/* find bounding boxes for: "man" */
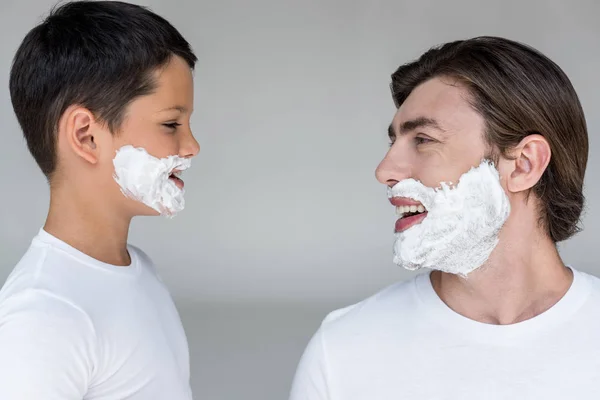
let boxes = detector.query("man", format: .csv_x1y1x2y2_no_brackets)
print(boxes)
290,36,599,399
0,1,199,398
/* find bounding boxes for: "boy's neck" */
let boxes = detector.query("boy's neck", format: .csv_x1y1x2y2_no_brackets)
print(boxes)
44,187,132,266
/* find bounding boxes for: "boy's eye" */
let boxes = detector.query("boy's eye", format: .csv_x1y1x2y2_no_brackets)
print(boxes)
163,122,181,130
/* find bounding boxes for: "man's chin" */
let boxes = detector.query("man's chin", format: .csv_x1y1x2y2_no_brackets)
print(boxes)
392,237,488,276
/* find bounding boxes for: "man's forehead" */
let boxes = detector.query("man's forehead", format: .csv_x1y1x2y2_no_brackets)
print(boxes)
401,80,466,113
391,79,481,136
389,114,447,138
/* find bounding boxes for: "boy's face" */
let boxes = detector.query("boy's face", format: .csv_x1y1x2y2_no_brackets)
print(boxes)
94,55,199,217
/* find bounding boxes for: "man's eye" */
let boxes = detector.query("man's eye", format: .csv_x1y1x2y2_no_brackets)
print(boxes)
415,136,432,145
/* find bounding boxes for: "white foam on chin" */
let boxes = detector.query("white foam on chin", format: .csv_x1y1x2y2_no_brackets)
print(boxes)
387,159,511,276
112,145,191,218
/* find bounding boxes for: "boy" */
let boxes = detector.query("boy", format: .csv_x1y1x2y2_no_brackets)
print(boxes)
0,1,200,398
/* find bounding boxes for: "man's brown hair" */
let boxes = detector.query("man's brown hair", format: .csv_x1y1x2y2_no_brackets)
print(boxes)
391,36,588,243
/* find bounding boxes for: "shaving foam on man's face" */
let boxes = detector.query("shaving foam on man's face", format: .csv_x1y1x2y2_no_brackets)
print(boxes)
388,160,511,276
113,145,191,217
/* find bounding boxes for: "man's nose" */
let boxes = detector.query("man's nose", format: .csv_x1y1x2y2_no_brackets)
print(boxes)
375,143,413,187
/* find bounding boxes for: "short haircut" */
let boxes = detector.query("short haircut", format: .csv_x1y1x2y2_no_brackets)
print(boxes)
9,1,197,178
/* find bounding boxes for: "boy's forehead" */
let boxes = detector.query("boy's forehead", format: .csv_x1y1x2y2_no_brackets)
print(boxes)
155,56,194,81
147,58,194,108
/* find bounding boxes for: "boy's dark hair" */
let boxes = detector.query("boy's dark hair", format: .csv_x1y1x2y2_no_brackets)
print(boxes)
9,0,197,179
390,36,588,243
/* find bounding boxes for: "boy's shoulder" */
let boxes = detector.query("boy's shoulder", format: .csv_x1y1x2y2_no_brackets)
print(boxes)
0,286,95,340
127,244,160,277
128,244,152,265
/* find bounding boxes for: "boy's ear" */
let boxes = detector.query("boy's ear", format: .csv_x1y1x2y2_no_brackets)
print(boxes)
59,105,100,165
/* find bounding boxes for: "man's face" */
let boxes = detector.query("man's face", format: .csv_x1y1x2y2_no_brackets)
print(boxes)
378,77,489,192
376,77,512,274
101,55,200,217
376,77,494,227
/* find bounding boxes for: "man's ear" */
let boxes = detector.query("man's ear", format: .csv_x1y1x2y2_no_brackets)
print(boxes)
506,134,551,193
59,105,101,165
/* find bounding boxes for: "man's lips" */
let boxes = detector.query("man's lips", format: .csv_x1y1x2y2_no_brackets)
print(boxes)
390,196,428,233
389,197,422,207
395,212,428,232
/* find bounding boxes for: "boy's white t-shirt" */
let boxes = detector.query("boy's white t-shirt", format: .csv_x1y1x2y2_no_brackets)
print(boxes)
290,267,600,400
0,229,192,399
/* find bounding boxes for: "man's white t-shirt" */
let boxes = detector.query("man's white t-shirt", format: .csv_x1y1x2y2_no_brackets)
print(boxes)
290,267,600,400
0,229,192,399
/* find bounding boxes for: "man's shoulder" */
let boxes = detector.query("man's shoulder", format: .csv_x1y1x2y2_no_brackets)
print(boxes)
319,274,423,336
577,268,600,285
574,268,600,300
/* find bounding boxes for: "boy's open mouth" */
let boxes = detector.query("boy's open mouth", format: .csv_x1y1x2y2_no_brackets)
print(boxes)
169,170,185,189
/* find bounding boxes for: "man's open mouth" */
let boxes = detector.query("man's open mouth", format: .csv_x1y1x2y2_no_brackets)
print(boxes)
390,198,428,232
396,204,426,218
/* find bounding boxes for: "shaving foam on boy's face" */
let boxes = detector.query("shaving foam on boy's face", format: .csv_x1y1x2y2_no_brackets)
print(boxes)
388,159,511,276
113,145,191,217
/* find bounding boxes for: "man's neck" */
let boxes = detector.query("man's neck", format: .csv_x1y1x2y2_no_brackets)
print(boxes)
430,231,573,325
44,186,132,266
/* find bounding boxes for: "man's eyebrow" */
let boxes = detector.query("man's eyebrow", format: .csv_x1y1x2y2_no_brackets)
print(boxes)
400,117,445,134
388,124,395,139
389,117,446,139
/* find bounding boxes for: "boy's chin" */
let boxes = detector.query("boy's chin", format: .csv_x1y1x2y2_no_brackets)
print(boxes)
134,203,179,218
122,197,182,218
122,200,159,218
139,208,162,217
136,204,162,217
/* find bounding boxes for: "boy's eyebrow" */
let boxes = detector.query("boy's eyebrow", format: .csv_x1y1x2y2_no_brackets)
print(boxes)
157,106,188,113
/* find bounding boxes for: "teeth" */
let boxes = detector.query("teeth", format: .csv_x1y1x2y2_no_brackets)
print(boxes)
173,164,189,172
395,204,427,217
395,206,411,215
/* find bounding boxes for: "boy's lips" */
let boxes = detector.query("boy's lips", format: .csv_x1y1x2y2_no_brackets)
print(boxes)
169,169,185,189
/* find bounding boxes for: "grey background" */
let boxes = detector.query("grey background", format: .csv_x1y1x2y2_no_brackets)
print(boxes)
0,0,598,398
